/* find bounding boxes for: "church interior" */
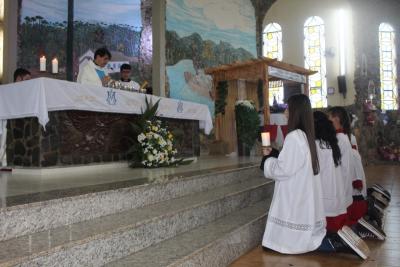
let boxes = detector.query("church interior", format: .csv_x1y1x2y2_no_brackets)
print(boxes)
0,0,399,266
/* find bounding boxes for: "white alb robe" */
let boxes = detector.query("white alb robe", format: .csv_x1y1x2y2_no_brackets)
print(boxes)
352,149,367,197
77,60,109,87
337,133,353,207
262,129,326,254
316,140,347,216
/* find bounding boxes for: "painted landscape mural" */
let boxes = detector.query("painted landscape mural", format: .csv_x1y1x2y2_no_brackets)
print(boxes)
166,0,257,116
18,0,150,82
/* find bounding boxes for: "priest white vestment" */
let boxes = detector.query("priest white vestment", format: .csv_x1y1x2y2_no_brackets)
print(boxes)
77,60,109,87
262,129,326,254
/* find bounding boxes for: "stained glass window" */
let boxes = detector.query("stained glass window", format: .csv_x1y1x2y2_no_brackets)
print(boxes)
263,23,283,105
379,23,397,110
304,16,327,108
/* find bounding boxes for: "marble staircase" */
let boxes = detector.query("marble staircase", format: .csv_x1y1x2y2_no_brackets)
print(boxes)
0,164,273,266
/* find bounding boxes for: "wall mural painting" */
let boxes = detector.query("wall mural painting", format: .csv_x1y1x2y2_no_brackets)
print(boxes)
18,0,150,82
166,0,257,117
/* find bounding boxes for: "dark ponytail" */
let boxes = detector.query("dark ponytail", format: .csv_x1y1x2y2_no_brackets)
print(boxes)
314,111,342,167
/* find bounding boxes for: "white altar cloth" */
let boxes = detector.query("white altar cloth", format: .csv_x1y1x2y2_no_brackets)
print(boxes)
0,78,213,134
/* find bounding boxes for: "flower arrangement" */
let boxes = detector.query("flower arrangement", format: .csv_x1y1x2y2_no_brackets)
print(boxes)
128,97,192,168
137,119,179,167
235,100,256,110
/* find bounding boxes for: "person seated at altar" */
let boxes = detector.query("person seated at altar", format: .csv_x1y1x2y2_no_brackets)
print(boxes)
120,64,140,91
13,68,31,82
1,69,32,169
77,47,112,87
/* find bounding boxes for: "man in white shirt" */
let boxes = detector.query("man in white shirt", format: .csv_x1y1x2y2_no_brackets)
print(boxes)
77,47,112,87
120,64,140,91
1,69,31,170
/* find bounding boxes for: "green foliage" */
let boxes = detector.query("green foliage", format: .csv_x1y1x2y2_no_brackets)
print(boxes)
257,79,264,109
235,101,261,149
215,81,228,115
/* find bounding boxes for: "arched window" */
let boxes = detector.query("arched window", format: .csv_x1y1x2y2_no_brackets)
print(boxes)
379,23,397,110
304,16,327,108
263,22,283,105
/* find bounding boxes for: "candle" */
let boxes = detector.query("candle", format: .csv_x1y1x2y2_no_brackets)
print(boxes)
52,58,58,74
39,56,46,72
261,132,270,147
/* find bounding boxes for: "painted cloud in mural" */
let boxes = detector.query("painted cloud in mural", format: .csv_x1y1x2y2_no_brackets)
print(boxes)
166,0,256,117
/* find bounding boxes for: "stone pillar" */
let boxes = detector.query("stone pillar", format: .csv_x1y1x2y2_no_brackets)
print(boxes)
139,0,153,83
2,0,18,83
152,0,166,97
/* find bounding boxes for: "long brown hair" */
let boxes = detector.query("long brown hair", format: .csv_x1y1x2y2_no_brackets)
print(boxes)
287,94,319,175
328,106,351,141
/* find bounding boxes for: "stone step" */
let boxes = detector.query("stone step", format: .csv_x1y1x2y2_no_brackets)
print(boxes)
106,200,268,267
0,165,260,241
0,177,273,266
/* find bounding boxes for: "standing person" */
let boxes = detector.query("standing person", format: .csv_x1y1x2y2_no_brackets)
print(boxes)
314,111,370,259
260,94,326,254
77,47,112,87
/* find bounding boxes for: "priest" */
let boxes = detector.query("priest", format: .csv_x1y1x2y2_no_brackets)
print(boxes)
77,47,112,87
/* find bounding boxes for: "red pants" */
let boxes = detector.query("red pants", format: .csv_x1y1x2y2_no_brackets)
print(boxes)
345,199,368,226
326,213,348,232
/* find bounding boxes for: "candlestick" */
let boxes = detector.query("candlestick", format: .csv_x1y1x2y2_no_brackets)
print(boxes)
261,132,270,147
40,56,46,72
52,58,58,74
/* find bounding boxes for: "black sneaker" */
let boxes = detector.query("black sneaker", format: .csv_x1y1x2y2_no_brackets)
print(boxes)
359,217,386,238
372,184,391,201
367,199,384,228
370,191,389,208
337,226,370,260
353,220,385,240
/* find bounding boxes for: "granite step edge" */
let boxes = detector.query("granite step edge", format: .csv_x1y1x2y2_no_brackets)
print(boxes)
1,164,260,212
0,167,262,242
0,179,273,266
169,214,266,267
105,200,269,267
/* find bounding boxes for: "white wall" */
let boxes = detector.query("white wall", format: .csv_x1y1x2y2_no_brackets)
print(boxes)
263,0,356,106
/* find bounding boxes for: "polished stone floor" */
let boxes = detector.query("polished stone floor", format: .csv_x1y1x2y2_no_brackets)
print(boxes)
230,164,400,267
0,156,260,207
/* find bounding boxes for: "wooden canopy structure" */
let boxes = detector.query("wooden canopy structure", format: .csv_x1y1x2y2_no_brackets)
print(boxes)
205,57,317,153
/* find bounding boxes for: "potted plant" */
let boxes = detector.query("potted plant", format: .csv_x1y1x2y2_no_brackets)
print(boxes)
235,100,260,156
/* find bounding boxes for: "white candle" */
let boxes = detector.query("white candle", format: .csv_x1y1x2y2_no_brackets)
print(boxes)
52,58,58,74
40,56,46,72
261,132,270,147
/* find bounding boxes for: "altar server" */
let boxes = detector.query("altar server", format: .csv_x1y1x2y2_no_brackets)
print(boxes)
328,107,385,240
313,111,370,259
260,94,326,254
120,64,140,91
314,111,347,232
77,47,111,87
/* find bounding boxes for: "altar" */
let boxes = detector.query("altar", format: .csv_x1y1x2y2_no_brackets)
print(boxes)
0,78,213,167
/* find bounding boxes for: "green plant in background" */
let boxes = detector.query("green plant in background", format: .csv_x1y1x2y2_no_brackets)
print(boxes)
257,79,264,110
235,100,260,150
215,81,228,115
